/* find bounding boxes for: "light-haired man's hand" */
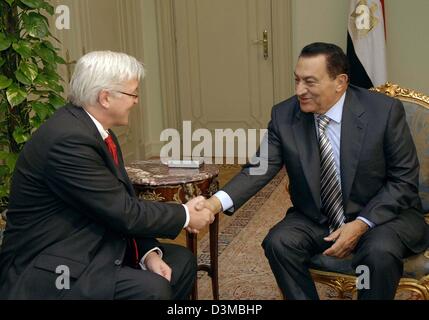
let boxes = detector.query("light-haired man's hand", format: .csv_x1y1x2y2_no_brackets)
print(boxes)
185,196,215,234
145,251,172,281
185,196,223,234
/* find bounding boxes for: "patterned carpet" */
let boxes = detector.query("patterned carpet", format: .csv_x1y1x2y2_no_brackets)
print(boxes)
196,169,350,300
196,169,288,300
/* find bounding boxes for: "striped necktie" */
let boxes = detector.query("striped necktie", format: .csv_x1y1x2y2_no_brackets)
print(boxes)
317,115,345,233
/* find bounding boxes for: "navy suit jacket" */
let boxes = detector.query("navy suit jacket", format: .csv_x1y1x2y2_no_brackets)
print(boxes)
222,85,429,253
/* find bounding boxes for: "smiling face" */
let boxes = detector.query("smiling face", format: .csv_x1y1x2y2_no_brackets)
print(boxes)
294,54,347,114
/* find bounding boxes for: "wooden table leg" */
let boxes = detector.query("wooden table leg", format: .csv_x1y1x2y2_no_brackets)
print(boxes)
186,231,198,300
210,212,219,300
186,213,219,300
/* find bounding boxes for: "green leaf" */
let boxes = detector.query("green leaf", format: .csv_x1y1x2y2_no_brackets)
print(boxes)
12,40,33,58
12,127,30,144
6,0,15,6
54,54,66,64
0,185,10,200
0,56,5,68
6,84,27,107
0,33,12,51
30,89,50,96
0,166,9,179
49,93,66,109
31,101,50,120
35,74,63,92
34,73,48,86
22,12,49,39
0,76,13,90
34,44,55,63
30,115,43,129
7,153,19,171
0,152,8,160
42,40,55,51
42,68,61,81
20,0,44,9
41,1,54,15
19,61,38,82
15,70,32,85
47,80,63,92
0,100,8,113
50,80,63,92
39,14,50,29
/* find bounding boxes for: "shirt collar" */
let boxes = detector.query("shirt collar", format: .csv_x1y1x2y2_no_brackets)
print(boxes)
315,92,346,124
84,109,109,140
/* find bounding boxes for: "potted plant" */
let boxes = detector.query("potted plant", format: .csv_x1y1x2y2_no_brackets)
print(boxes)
0,0,66,219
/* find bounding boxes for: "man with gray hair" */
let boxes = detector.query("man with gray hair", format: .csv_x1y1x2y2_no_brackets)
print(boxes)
0,51,213,299
198,42,429,299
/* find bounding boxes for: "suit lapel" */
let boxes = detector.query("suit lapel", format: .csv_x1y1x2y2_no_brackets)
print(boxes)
109,130,136,196
340,88,367,209
292,109,321,210
67,105,133,194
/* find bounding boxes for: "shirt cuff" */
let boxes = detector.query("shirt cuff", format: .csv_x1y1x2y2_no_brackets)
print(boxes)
139,247,163,270
214,191,234,212
356,216,375,228
182,204,190,228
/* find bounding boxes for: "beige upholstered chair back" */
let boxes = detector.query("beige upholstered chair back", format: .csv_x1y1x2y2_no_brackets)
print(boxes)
372,82,429,214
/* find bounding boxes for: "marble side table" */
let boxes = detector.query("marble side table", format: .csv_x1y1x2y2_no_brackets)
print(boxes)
126,160,219,300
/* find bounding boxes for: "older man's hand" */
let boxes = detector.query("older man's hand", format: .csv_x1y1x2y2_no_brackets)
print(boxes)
323,219,369,258
184,196,222,234
197,196,222,215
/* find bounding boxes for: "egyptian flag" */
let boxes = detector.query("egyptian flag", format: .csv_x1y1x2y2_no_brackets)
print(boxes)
347,0,387,88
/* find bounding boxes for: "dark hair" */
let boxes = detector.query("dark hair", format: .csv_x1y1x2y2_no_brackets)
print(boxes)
299,42,349,80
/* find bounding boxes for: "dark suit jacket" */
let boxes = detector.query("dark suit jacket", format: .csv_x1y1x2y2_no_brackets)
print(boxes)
0,104,186,299
223,85,429,253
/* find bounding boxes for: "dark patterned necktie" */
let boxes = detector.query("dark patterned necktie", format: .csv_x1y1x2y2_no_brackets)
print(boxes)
104,135,139,267
317,115,345,233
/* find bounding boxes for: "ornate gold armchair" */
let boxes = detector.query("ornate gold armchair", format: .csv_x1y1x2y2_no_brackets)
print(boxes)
309,83,429,300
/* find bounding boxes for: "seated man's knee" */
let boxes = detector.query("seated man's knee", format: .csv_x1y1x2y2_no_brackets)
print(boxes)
171,245,198,276
182,246,198,275
353,247,402,272
262,229,296,258
148,277,173,300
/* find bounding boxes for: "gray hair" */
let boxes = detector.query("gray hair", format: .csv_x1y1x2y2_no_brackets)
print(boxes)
68,51,145,107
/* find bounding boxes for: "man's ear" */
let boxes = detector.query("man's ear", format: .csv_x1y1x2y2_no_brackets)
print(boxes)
336,74,349,92
98,90,110,109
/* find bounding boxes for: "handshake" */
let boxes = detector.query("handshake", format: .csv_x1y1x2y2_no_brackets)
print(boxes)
184,196,223,234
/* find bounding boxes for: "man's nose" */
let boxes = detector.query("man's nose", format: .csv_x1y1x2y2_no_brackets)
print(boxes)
295,82,307,96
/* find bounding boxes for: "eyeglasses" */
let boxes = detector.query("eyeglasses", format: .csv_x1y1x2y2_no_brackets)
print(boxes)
114,91,139,99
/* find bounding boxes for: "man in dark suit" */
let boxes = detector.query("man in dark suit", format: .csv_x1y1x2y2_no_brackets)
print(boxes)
0,51,214,299
199,42,429,299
